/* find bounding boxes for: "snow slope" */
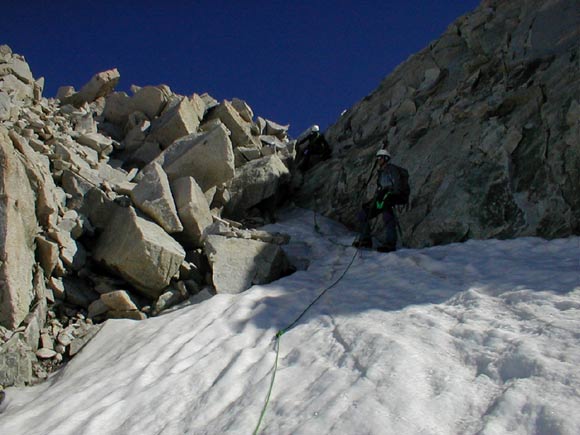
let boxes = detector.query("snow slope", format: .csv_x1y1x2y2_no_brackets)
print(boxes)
1,209,579,435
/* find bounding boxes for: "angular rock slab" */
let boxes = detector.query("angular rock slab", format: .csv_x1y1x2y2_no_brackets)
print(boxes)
231,98,254,123
151,122,235,192
93,207,185,299
8,131,64,227
0,126,37,329
226,154,290,217
131,162,183,233
131,85,171,119
0,333,34,387
205,100,259,148
0,52,34,84
204,235,292,294
61,68,120,107
150,95,204,148
171,176,212,248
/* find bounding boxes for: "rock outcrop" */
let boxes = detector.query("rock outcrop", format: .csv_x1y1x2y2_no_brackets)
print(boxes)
297,0,580,248
0,44,295,387
171,176,213,248
0,127,38,329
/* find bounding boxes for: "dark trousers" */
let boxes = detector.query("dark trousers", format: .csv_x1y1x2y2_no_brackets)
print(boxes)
357,200,397,248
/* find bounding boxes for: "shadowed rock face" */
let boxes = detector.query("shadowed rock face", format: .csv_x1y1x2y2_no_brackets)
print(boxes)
296,0,580,248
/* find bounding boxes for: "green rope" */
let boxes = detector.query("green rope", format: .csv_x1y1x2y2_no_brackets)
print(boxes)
253,247,360,434
252,335,281,435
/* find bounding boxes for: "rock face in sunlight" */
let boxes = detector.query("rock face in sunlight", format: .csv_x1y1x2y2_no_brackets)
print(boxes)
296,0,580,248
0,127,38,329
0,44,295,387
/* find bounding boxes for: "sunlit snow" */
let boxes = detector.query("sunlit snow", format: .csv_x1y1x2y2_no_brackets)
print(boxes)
1,208,579,435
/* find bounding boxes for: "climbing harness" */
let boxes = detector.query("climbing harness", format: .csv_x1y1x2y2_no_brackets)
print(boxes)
253,231,360,434
375,191,391,210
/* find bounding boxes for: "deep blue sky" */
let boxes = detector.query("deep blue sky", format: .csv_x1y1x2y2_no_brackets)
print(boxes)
3,1,480,137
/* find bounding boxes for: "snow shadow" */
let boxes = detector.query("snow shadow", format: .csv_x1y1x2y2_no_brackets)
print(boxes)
242,235,580,334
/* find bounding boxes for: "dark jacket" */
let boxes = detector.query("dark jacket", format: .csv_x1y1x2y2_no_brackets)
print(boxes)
375,163,405,206
296,132,331,172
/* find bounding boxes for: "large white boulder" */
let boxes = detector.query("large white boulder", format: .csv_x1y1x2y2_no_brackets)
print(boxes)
76,132,114,156
231,98,254,123
205,100,260,148
149,122,235,191
130,85,172,119
103,92,132,126
204,235,292,294
171,177,212,248
93,207,185,299
130,162,183,233
225,154,290,217
0,49,34,84
61,69,120,107
150,95,204,148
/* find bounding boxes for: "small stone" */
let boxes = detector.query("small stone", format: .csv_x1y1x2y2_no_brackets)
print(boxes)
48,277,65,300
57,328,75,347
36,348,57,359
33,364,49,379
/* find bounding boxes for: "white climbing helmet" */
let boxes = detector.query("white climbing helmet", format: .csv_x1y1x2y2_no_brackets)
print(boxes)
376,149,391,160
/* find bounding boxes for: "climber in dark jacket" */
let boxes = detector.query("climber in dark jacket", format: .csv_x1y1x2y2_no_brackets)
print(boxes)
353,149,405,252
295,125,331,172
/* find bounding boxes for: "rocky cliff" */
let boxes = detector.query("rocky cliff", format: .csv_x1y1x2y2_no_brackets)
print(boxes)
296,0,579,248
0,45,295,387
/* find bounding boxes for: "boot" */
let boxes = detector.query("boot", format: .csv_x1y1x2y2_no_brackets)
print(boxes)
377,243,396,253
352,237,372,249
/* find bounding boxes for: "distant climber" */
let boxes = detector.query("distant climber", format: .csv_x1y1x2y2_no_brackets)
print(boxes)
294,125,331,172
353,147,410,252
